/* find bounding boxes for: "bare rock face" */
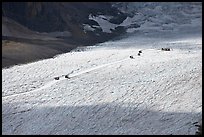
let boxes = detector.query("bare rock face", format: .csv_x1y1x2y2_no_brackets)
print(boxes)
2,2,127,38
2,2,129,68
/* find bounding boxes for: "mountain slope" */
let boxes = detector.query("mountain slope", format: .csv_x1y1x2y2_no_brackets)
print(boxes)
2,29,202,134
2,2,130,68
2,3,202,134
2,2,202,68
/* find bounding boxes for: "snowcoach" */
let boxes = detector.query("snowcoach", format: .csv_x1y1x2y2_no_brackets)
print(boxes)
130,55,134,59
54,77,60,80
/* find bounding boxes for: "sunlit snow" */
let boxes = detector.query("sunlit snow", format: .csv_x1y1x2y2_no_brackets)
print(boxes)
2,2,202,135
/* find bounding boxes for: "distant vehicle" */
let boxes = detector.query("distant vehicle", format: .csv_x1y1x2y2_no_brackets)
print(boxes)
130,55,134,59
65,75,70,79
161,48,171,51
54,77,59,80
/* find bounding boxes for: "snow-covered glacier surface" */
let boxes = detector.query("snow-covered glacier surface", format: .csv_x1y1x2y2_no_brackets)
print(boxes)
2,32,202,135
2,2,202,135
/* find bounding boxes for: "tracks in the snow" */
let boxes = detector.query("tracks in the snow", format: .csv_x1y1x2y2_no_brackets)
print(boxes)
55,57,130,80
2,57,132,98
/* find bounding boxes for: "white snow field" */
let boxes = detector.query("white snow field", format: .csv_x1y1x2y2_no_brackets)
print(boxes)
2,30,202,135
2,2,202,135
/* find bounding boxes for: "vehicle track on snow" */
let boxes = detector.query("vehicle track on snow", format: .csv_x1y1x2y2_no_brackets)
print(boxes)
2,57,131,98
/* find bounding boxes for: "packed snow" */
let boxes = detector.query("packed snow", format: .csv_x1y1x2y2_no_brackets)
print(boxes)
2,2,202,135
2,30,202,134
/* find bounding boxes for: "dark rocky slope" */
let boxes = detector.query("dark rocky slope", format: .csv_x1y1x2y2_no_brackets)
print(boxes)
2,2,128,68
